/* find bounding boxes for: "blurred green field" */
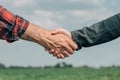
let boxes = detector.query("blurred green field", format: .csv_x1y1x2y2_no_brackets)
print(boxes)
0,67,120,80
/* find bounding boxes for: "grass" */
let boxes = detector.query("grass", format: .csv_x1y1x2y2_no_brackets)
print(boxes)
0,67,120,80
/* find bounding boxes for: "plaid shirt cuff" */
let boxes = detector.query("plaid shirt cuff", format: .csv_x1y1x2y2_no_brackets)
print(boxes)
0,6,29,43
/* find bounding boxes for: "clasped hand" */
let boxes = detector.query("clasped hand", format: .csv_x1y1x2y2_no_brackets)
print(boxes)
21,23,77,59
46,28,77,59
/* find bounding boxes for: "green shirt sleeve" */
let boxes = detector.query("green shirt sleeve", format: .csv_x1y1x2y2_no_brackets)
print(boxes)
71,13,120,50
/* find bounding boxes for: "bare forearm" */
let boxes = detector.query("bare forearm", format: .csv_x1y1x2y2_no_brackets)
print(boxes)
21,23,76,57
21,23,50,47
21,23,43,42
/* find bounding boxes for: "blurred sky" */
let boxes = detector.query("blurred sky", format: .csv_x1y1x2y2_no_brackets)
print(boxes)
0,0,120,68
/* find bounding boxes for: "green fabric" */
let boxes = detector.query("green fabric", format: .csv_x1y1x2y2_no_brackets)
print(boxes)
71,13,120,50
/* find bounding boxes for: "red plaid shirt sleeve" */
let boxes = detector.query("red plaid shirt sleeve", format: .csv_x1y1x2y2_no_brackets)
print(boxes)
0,5,29,43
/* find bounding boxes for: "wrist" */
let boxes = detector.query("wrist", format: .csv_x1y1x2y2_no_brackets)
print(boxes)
21,23,50,45
21,23,40,42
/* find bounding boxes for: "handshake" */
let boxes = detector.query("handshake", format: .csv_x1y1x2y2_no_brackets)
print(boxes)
1,5,119,60
21,13,120,60
21,23,78,59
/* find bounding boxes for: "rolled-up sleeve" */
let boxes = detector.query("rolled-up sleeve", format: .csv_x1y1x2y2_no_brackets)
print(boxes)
0,5,29,43
71,13,120,50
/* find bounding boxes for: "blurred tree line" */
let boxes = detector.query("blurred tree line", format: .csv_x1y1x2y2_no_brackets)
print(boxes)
0,62,120,69
0,62,73,69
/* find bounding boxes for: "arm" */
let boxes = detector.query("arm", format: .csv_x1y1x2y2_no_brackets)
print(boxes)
71,13,120,50
0,5,29,42
0,5,77,59
51,13,120,51
21,23,77,54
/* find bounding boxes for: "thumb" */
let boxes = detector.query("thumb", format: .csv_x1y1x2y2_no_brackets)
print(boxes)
51,29,60,35
51,28,65,35
51,28,72,39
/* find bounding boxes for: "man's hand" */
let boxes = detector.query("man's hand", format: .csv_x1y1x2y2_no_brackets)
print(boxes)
48,28,77,59
51,28,72,39
21,23,77,59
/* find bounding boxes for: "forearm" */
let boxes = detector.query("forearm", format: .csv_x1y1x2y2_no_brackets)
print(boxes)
21,23,51,48
0,5,49,48
0,5,29,42
21,23,77,55
71,13,120,50
21,23,43,42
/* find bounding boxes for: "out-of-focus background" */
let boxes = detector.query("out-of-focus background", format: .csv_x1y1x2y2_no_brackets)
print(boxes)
0,0,120,68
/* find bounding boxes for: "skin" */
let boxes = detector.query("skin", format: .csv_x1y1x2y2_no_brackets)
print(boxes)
49,28,77,59
21,23,77,59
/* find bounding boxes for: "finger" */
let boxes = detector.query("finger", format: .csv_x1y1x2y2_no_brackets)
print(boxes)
58,28,71,38
51,28,66,35
48,49,54,55
52,50,59,56
52,52,64,59
61,43,74,54
67,39,78,50
56,48,71,57
56,54,60,59
52,50,58,56
51,29,59,35
52,28,72,39
55,50,59,54
49,49,55,54
50,50,58,56
56,54,65,59
50,48,66,59
49,49,64,58
60,50,70,57
51,49,66,59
